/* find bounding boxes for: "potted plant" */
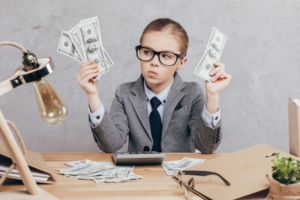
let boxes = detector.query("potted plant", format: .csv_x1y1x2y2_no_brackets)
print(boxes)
266,154,300,199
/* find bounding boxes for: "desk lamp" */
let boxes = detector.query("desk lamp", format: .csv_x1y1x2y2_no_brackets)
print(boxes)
0,41,67,199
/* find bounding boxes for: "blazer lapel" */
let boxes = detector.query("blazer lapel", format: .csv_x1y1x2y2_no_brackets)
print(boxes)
129,72,186,143
161,72,186,140
129,74,153,142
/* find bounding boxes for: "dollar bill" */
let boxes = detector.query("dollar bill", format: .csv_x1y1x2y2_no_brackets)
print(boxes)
163,160,181,169
194,27,227,81
59,162,94,174
79,17,110,81
78,21,108,73
170,157,205,171
93,73,101,81
93,168,137,183
162,157,205,176
86,18,113,68
68,25,84,60
57,31,83,64
64,159,90,167
103,48,113,68
92,48,113,81
162,163,175,176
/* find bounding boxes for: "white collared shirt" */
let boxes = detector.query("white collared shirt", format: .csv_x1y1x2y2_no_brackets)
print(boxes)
143,78,173,122
89,78,221,128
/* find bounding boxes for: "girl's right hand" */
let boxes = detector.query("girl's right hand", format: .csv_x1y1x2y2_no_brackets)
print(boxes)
76,60,100,96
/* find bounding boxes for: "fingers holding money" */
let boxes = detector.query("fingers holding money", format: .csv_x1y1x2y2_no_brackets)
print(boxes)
81,60,94,68
210,62,226,82
83,72,99,84
76,61,99,95
77,66,98,81
81,67,99,80
78,60,95,73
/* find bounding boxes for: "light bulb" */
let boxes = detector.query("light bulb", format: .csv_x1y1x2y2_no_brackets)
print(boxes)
33,78,68,124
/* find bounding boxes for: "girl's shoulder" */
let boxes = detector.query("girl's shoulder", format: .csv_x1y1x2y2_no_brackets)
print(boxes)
114,80,137,97
118,81,136,90
182,81,204,95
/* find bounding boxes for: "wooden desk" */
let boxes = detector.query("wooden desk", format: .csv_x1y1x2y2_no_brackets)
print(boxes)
0,153,269,199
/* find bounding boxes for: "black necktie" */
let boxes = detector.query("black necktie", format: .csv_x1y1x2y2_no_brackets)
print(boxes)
149,97,162,152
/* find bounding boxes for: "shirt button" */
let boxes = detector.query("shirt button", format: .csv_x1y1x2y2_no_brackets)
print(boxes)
215,116,218,120
96,116,100,120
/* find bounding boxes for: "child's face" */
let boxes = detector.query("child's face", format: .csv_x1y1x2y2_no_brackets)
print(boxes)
140,31,187,87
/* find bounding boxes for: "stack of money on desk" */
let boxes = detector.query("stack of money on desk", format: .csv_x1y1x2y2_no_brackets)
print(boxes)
59,159,142,183
162,157,205,176
57,16,113,81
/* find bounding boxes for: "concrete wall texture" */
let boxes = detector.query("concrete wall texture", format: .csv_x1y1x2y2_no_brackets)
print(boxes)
0,0,299,153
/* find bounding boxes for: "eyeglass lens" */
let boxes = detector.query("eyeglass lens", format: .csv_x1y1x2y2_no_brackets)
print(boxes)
178,171,194,200
137,47,178,66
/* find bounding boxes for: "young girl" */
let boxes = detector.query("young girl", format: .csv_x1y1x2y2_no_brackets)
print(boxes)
76,18,231,153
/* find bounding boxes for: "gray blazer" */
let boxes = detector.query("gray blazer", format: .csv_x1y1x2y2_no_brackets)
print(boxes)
89,72,222,153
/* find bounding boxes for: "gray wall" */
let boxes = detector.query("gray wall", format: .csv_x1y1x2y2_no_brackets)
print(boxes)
0,0,299,153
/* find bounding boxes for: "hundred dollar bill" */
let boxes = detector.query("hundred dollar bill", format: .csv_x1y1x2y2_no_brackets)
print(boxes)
78,20,108,73
80,17,112,67
93,73,101,81
113,167,133,178
92,48,113,81
63,162,114,176
80,17,111,81
64,159,90,167
93,168,137,183
57,31,83,63
94,176,135,183
68,25,84,60
194,27,227,81
103,48,113,68
162,157,205,175
162,163,175,176
80,163,117,175
58,162,94,174
79,168,115,179
170,157,205,171
163,160,181,169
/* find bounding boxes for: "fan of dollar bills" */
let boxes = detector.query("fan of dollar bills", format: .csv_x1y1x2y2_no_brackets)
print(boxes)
57,16,113,81
194,27,227,82
59,159,142,183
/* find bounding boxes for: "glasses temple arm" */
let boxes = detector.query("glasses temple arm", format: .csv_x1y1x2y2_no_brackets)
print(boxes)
183,171,231,186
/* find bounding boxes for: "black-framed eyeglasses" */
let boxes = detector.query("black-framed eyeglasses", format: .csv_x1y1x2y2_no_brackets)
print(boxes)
175,170,231,200
135,45,186,66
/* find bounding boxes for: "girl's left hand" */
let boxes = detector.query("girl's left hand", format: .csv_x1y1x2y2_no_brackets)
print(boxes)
205,62,231,95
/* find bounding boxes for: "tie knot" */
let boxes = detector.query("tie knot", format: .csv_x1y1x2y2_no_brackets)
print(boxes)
150,97,161,110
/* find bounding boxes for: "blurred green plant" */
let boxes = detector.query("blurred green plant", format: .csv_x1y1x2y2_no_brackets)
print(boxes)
271,154,300,185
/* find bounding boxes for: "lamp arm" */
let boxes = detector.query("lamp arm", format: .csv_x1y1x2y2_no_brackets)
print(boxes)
0,120,27,186
0,41,27,53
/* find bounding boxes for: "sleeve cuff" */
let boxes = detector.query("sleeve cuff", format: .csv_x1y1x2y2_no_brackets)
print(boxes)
202,104,221,128
88,102,105,128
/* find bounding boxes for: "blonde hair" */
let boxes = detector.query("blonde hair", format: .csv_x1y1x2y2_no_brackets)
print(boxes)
140,18,189,55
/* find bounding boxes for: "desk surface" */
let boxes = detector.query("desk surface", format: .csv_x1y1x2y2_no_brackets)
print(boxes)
1,152,269,200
